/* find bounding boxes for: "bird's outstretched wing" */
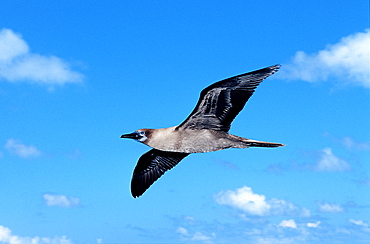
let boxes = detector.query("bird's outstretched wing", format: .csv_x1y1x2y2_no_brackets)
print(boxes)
131,149,190,198
177,65,280,132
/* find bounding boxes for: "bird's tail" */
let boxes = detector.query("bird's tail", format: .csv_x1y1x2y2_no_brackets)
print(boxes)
227,134,284,148
243,139,284,148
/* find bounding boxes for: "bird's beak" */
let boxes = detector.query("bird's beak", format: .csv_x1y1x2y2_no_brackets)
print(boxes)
120,132,139,139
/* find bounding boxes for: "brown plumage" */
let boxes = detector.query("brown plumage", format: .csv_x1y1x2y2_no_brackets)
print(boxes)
121,65,283,198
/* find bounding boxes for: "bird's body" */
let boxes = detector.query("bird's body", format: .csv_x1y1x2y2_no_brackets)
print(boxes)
121,65,284,198
140,126,282,153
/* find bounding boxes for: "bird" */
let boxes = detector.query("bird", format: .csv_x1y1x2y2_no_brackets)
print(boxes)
121,64,284,198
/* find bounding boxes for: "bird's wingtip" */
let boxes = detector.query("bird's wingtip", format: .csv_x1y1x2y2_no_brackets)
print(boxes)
270,64,281,71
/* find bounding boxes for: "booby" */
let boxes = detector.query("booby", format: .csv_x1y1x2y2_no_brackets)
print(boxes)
121,65,283,198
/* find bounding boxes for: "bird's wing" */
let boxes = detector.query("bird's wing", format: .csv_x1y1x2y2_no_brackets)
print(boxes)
131,149,190,198
177,65,280,132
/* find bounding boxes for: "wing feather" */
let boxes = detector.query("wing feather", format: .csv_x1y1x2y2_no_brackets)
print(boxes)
131,149,190,198
177,65,280,132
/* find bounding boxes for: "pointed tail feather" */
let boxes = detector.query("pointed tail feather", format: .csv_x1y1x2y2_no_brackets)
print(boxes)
244,139,284,148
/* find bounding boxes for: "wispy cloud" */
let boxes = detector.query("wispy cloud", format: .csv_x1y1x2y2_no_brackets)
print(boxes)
278,219,297,229
143,211,369,244
338,136,370,151
268,147,351,173
43,193,80,208
0,225,72,244
349,219,369,227
278,29,370,88
0,28,83,87
172,215,330,244
318,202,344,213
324,133,370,151
349,219,370,233
215,186,309,217
176,227,215,243
315,148,350,172
4,139,41,158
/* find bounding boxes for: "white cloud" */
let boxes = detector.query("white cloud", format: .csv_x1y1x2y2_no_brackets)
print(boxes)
176,227,189,236
318,202,344,213
176,227,215,243
269,147,352,173
0,28,83,86
4,139,41,158
172,214,370,244
349,219,370,233
215,186,309,217
0,225,72,244
43,193,80,208
215,186,270,216
278,219,297,229
191,232,213,241
255,236,305,244
307,221,321,228
315,148,350,172
279,29,370,88
349,219,368,227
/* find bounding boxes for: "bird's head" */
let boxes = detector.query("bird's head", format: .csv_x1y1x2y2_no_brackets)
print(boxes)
120,129,151,143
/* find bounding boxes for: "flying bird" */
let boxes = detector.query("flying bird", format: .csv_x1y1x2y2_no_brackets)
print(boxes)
121,65,284,198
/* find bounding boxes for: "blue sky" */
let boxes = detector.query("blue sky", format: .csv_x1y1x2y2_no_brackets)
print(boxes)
0,1,369,243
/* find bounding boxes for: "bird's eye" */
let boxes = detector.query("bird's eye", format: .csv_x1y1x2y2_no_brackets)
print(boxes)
136,130,147,142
